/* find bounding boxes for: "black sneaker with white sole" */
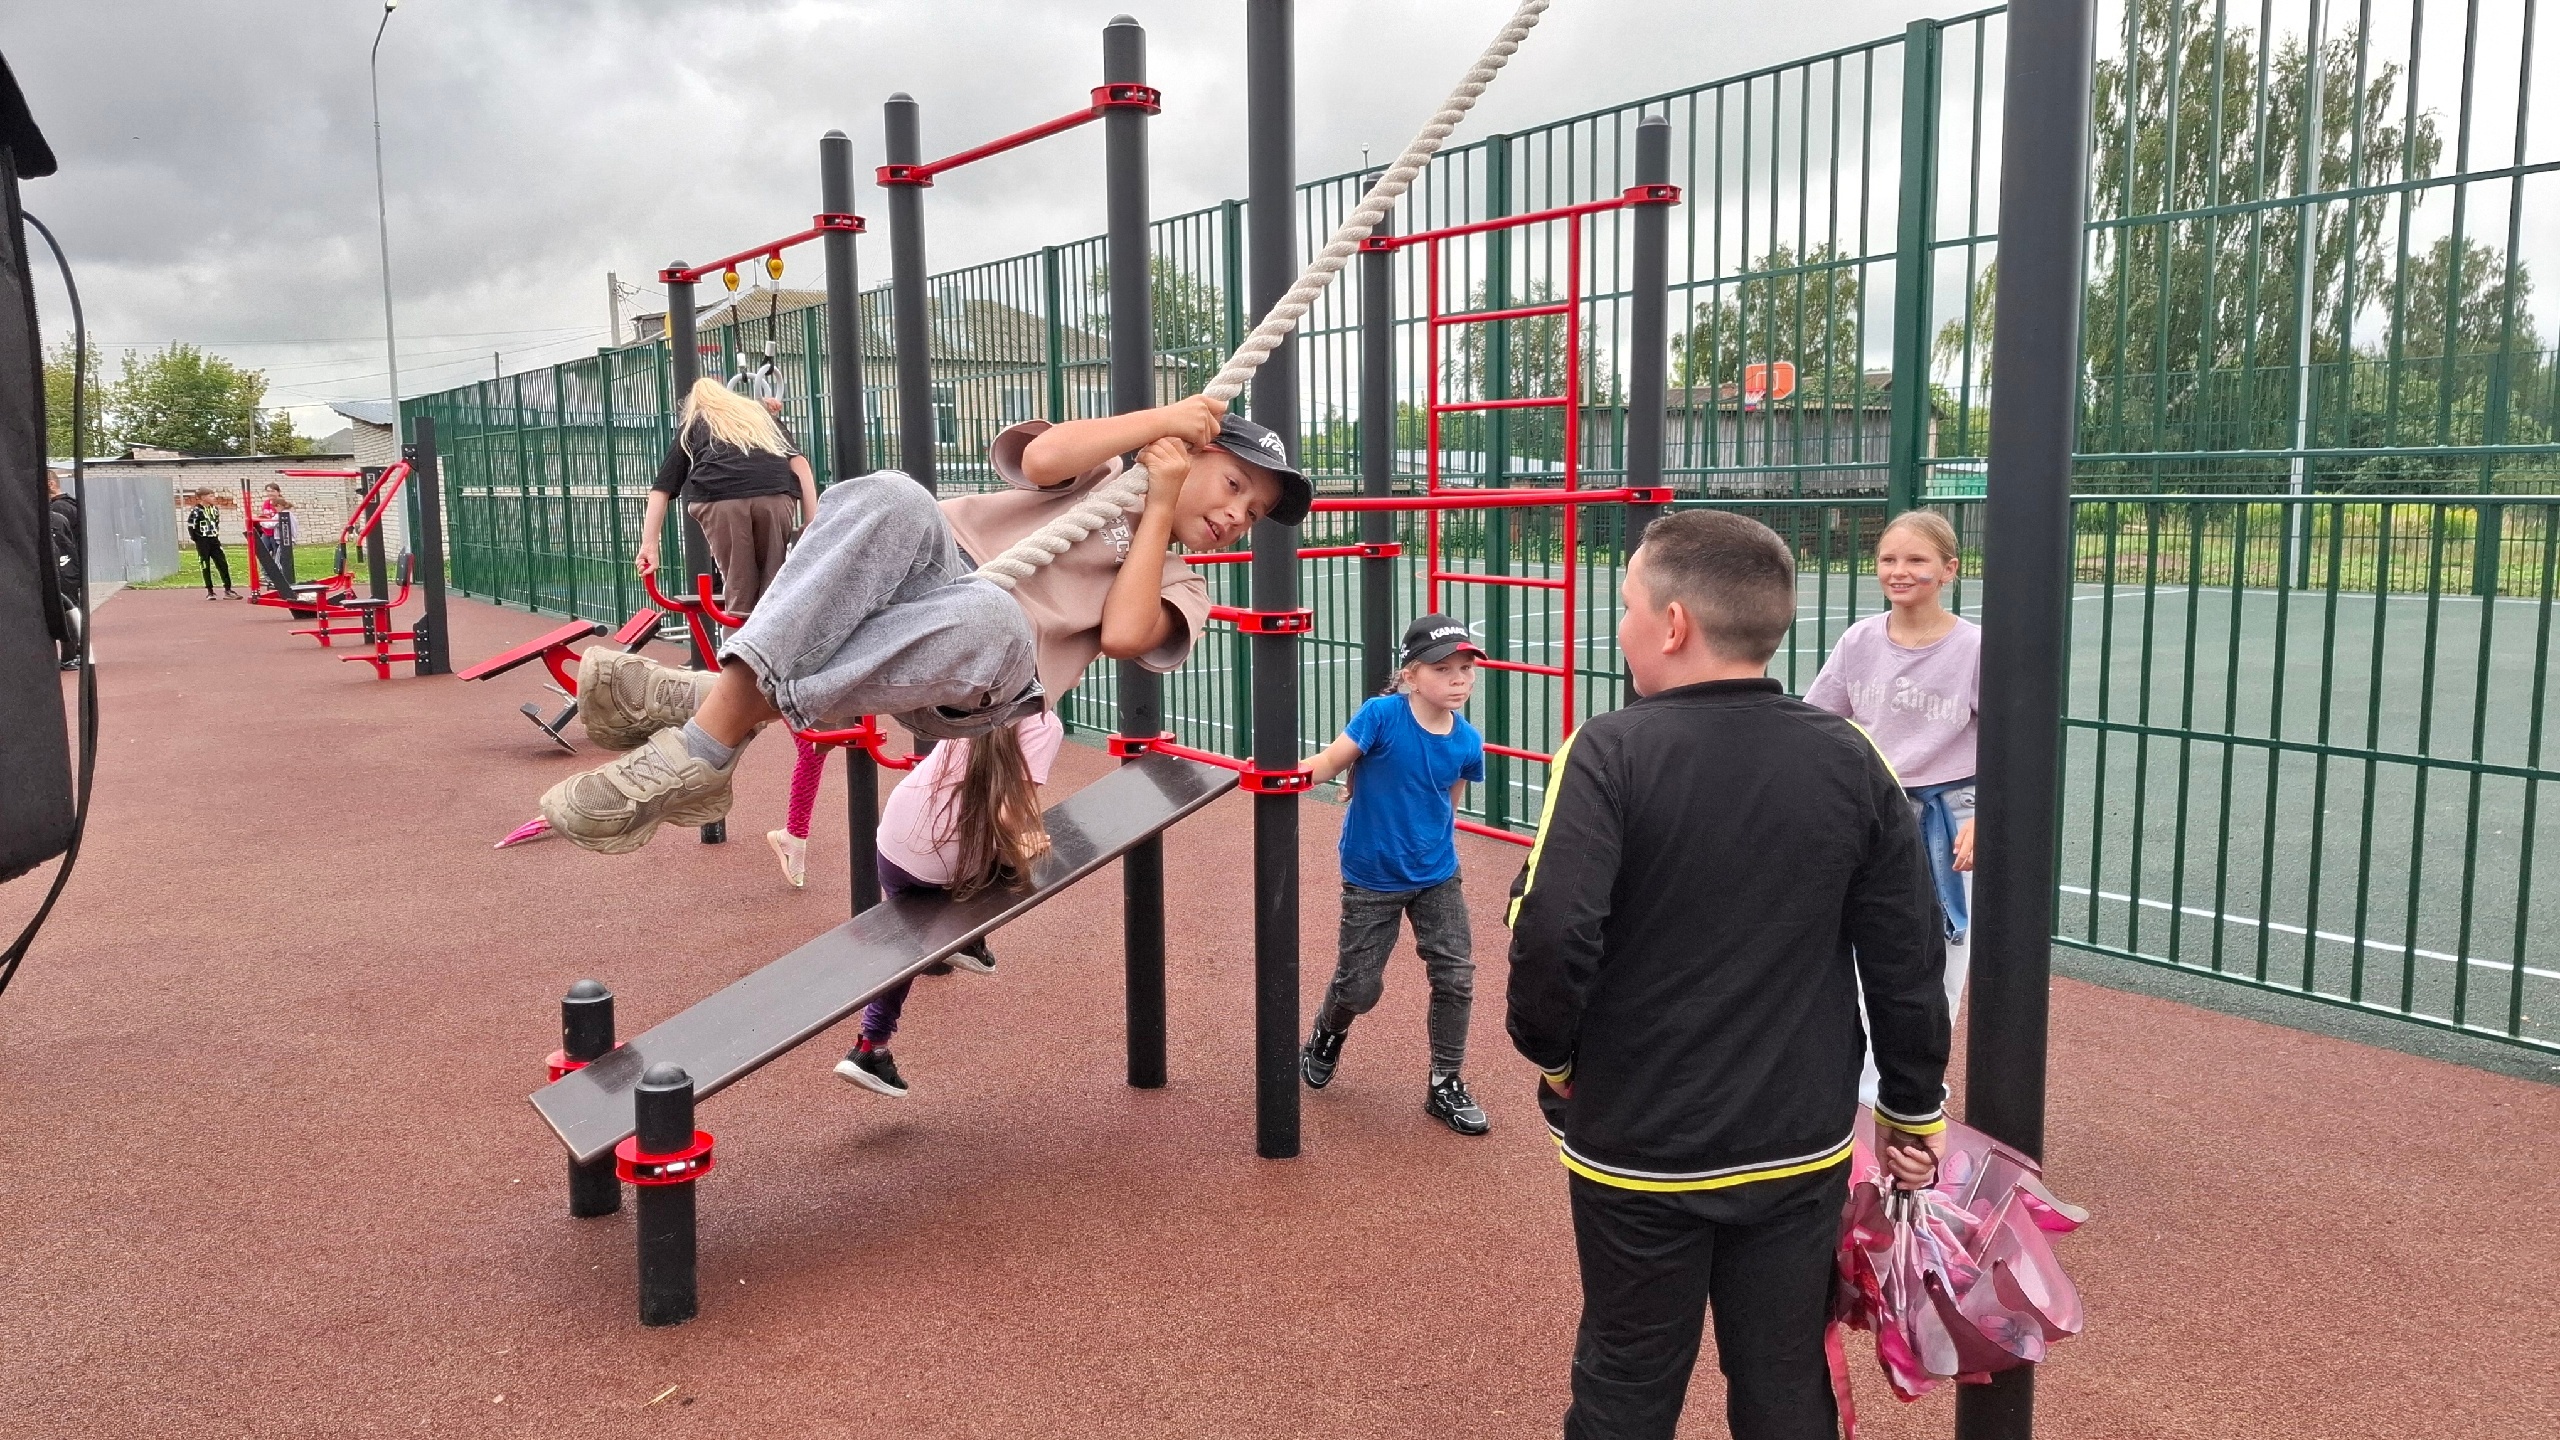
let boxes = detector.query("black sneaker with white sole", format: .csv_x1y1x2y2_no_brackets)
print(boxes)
1425,1073,1490,1135
1300,1022,1347,1089
833,1044,909,1097
944,938,996,976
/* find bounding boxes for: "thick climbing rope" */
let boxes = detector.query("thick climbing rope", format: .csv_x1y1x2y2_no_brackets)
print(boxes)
972,0,1553,589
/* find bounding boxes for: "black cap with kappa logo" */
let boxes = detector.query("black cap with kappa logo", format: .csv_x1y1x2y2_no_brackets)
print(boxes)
1399,612,1486,668
1208,413,1313,526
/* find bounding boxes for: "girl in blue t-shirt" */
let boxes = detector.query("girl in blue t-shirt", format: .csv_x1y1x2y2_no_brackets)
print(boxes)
1297,613,1491,1135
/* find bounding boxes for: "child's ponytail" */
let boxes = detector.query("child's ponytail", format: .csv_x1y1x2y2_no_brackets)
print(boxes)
945,723,1051,901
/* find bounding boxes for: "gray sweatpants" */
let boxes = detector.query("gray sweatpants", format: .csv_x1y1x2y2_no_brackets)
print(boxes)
721,471,1037,734
1319,876,1476,1076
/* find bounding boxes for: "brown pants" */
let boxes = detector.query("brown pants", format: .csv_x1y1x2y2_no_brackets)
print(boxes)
689,493,800,614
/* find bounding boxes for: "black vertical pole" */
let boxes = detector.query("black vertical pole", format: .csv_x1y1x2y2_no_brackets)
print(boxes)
1358,189,1394,699
1624,116,1672,543
822,129,883,916
633,1063,699,1327
360,466,390,604
885,94,938,496
665,273,725,845
1958,2,2095,1437
406,413,451,675
1246,0,1301,1161
561,980,619,1218
1104,16,1168,1090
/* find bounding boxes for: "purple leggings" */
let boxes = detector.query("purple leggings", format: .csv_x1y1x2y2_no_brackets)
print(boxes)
785,733,825,839
859,855,939,1045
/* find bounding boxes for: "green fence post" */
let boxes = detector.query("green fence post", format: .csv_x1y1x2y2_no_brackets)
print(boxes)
1484,134,1514,833
554,363,577,618
603,355,628,621
1886,18,1942,517
513,371,534,610
1042,244,1067,420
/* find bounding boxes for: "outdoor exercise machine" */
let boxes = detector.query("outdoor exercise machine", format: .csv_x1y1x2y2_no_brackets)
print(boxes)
244,423,451,679
453,604,667,751
529,0,1576,1322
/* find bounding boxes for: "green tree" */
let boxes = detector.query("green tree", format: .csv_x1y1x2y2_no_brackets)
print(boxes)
1671,243,1870,403
43,336,103,458
1090,257,1230,398
1444,280,1610,469
105,343,309,456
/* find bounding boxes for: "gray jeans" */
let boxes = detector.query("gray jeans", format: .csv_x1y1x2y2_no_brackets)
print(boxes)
721,471,1037,735
1320,876,1475,1075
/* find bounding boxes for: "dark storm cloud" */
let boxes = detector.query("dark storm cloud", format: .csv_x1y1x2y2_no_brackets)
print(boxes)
7,0,1925,428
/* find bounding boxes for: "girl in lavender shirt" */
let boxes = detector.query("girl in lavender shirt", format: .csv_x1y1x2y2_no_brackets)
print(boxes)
1804,510,1978,1104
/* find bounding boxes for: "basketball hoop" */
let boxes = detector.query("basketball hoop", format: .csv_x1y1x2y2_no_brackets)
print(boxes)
1742,360,1797,412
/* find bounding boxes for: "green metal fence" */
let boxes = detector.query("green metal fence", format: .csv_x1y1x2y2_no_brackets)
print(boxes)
406,1,2560,1052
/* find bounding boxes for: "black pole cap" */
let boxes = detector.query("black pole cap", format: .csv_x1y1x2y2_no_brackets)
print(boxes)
566,979,608,1001
641,1062,690,1089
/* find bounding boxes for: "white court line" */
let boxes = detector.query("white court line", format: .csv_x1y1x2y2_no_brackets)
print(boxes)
2058,883,2560,981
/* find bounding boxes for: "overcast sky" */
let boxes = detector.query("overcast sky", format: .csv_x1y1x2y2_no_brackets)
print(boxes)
10,1,1937,439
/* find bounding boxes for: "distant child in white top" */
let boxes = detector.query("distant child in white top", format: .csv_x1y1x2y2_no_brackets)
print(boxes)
1804,510,1980,1104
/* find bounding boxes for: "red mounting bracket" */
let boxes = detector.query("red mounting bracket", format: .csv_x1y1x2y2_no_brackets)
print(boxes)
1210,605,1314,634
1623,487,1677,504
614,1131,717,1186
1359,235,1395,252
1353,541,1403,558
875,163,932,188
1622,182,1683,206
1093,83,1162,112
1240,768,1315,795
545,1049,587,1083
1106,732,1174,759
813,212,865,233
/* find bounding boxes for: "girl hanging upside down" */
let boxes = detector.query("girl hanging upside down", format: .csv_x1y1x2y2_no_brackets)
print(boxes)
537,393,1311,858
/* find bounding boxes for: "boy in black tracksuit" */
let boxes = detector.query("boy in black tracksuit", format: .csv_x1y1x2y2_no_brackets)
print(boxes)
183,490,238,598
1507,509,1950,1440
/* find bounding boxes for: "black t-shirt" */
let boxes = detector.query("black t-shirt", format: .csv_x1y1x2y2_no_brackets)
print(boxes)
652,419,800,502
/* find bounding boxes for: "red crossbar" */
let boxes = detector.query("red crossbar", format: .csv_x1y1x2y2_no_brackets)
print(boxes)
1431,301,1576,327
1484,741,1553,764
1313,486,1671,514
1479,658,1568,677
1185,541,1403,565
1458,819,1535,847
1434,395,1569,413
278,468,362,478
877,85,1161,187
1431,570,1567,591
1360,184,1682,251
798,718,921,772
1107,733,1309,793
658,215,865,284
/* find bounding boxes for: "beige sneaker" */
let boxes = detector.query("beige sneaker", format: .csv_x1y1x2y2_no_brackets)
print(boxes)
767,829,808,888
577,650,718,751
538,728,737,854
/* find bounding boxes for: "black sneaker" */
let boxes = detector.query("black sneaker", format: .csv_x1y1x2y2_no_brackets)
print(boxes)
945,937,996,976
833,1044,909,1097
923,960,954,976
1425,1074,1490,1135
1300,1022,1347,1089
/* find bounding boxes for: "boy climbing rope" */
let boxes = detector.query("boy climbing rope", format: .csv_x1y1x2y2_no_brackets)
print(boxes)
538,396,1311,853
1297,613,1491,1135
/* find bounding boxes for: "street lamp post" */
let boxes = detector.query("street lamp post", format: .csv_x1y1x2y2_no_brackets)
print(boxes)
370,0,401,442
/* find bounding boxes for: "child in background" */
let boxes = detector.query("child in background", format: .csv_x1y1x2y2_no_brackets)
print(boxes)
1297,613,1491,1136
183,490,237,599
832,709,1062,1097
253,483,295,592
1803,509,1979,1105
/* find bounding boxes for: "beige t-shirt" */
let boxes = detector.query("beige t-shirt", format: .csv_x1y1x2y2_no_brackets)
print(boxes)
939,420,1211,706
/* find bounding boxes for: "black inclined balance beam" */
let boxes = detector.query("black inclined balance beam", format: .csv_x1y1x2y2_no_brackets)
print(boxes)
532,752,1237,1166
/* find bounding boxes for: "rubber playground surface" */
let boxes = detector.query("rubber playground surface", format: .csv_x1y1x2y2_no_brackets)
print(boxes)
9,590,2559,1437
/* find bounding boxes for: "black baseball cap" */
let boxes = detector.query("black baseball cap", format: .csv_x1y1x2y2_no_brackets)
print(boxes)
1399,613,1485,668
1208,414,1313,526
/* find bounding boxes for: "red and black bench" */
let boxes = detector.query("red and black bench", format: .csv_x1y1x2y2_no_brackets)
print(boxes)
457,606,667,750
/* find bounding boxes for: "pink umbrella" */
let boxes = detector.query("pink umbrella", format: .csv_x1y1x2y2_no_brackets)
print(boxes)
1831,1110,2087,1430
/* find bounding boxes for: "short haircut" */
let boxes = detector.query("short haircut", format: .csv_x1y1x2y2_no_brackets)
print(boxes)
1636,509,1797,663
1880,509,1961,563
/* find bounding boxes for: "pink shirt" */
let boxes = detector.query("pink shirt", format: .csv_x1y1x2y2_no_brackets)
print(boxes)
1802,612,1981,787
873,710,1067,887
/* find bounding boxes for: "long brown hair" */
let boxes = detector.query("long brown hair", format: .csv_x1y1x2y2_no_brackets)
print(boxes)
939,722,1051,901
